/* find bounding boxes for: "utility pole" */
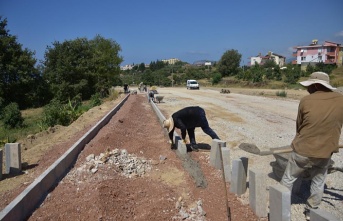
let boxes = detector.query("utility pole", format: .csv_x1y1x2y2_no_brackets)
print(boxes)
171,68,174,87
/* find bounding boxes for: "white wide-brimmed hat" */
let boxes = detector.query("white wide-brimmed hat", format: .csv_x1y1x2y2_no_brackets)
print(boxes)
163,117,174,132
300,72,336,90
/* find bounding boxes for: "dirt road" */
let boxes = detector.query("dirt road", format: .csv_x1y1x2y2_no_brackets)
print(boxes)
155,87,343,220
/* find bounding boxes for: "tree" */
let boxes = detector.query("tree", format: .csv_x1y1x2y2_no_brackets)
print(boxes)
0,17,47,109
138,63,145,72
217,49,242,77
250,64,263,83
43,35,122,102
211,72,222,84
284,65,301,84
90,35,123,96
262,60,277,69
274,66,282,81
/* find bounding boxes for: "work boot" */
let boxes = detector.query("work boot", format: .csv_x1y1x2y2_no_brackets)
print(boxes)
170,143,176,150
190,144,199,152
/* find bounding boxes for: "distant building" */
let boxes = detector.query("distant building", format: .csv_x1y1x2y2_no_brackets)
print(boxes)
249,52,286,67
193,60,213,66
292,40,343,69
162,58,180,65
120,64,134,71
120,63,150,70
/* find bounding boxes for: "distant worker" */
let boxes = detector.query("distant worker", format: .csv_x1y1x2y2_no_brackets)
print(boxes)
123,84,129,93
149,90,155,102
163,106,220,151
279,72,343,220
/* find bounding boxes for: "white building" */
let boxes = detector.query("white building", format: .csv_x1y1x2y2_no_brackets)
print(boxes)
162,58,180,65
120,64,134,71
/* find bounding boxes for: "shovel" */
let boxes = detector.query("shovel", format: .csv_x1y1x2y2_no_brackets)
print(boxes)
239,143,343,156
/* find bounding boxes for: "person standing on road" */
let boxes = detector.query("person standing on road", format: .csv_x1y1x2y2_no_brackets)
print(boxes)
123,84,129,93
163,106,220,151
149,90,155,102
280,72,343,219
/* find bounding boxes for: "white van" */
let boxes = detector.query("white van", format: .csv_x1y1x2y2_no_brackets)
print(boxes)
186,80,199,90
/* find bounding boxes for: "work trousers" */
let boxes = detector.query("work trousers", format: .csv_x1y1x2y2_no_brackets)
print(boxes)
280,151,331,208
184,110,220,144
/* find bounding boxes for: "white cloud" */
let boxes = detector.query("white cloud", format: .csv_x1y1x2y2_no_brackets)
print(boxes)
336,31,343,37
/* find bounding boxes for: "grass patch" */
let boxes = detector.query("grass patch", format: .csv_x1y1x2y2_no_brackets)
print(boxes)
276,90,287,97
0,98,107,148
0,108,44,147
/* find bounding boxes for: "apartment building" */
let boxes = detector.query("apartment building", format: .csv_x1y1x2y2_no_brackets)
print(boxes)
292,40,343,69
162,58,180,65
249,51,286,67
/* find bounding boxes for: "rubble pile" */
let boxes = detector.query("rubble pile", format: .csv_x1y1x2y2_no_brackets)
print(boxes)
86,148,152,178
65,148,153,180
172,197,207,221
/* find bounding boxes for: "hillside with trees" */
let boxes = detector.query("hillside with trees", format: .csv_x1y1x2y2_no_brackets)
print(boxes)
1,15,342,145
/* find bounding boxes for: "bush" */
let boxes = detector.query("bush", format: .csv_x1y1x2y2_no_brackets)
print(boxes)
0,97,4,117
90,93,102,107
108,88,120,101
2,102,24,128
212,73,222,84
41,98,89,127
41,99,63,127
276,90,287,97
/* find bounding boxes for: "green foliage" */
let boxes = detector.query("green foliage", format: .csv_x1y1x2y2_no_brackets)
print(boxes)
284,65,302,84
43,35,123,103
41,97,87,127
250,65,264,83
138,63,146,72
90,93,102,107
2,102,24,128
0,16,48,109
265,68,274,80
306,64,315,76
149,60,167,71
0,97,4,114
276,90,287,97
211,73,222,84
262,60,277,69
274,66,282,81
108,88,120,101
306,62,336,75
217,49,242,76
41,99,63,127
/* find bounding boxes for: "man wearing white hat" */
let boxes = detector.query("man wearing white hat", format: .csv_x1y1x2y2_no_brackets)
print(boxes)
163,106,220,151
280,72,343,219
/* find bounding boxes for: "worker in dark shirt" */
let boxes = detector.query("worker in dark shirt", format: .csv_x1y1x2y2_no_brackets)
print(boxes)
123,84,129,93
163,106,220,151
149,91,155,102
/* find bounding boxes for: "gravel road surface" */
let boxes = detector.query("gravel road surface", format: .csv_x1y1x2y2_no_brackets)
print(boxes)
156,87,343,220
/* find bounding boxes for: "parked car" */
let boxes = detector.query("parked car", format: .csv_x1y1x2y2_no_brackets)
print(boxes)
186,80,199,90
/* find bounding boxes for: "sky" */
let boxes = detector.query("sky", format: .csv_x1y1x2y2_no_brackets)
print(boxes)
1,0,343,66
